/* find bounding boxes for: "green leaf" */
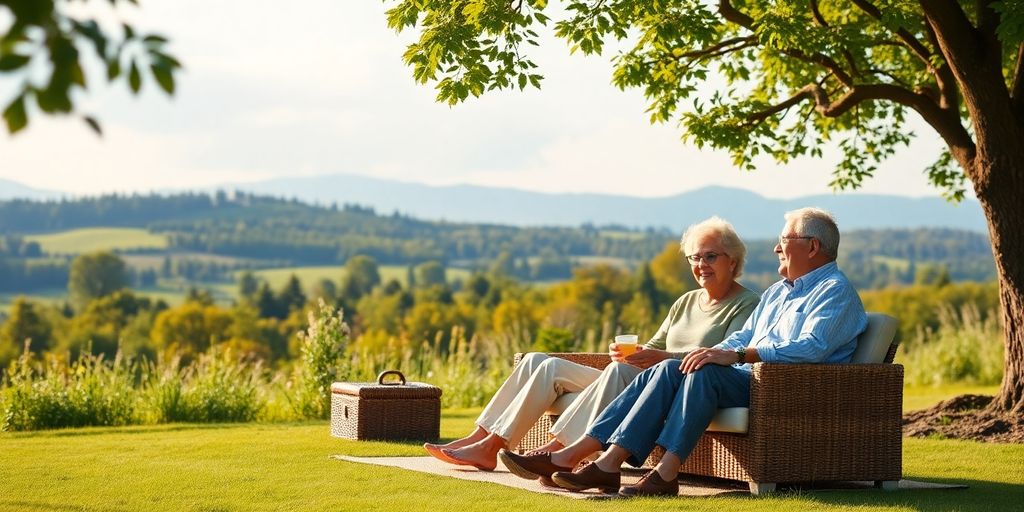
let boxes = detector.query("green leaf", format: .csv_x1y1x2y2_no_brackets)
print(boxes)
128,61,142,93
0,54,30,71
143,34,169,45
71,61,86,87
107,58,121,81
518,73,527,90
151,62,175,94
83,115,103,136
3,95,28,134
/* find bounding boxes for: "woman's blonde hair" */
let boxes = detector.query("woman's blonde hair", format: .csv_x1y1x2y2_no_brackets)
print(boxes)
679,216,747,278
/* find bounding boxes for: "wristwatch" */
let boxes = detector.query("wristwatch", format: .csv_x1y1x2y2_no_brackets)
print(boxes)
735,347,746,364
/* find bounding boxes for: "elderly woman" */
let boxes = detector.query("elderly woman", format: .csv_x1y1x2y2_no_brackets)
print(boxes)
424,217,759,474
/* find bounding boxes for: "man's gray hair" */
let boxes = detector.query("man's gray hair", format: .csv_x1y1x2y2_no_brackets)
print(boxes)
784,207,840,259
679,216,747,277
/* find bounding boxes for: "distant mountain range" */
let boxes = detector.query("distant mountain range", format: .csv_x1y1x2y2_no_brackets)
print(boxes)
0,178,62,201
216,174,987,237
0,174,988,238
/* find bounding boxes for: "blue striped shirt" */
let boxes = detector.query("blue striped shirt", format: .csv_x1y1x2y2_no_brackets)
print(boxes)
714,261,867,366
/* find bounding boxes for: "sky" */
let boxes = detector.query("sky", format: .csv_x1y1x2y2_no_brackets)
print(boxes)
0,0,953,199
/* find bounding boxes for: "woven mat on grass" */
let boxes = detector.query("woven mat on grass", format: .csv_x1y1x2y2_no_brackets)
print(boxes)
331,455,966,499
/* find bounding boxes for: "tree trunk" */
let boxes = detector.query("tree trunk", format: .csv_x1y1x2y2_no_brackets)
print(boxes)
921,0,1024,414
971,138,1024,414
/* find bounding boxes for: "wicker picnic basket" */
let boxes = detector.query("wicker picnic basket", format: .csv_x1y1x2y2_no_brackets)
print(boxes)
330,370,442,441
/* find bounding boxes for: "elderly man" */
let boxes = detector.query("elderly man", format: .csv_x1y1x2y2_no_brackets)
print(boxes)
500,207,868,497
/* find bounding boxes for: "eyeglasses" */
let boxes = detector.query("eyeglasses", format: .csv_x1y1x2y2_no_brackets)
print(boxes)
686,252,727,265
778,235,814,245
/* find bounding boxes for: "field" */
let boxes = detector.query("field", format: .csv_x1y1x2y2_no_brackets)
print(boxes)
2,386,1021,512
25,228,168,254
0,262,478,314
0,289,67,313
871,255,912,272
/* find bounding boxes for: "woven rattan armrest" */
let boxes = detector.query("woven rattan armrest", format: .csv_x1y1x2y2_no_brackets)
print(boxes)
744,362,904,483
512,352,612,371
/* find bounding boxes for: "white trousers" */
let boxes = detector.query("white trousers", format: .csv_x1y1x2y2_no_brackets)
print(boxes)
476,353,642,449
549,362,642,445
476,353,600,448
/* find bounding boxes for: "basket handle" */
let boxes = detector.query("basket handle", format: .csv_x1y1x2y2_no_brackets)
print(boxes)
376,370,407,386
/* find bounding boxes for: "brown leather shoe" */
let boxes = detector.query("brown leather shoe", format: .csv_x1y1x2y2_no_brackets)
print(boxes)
498,450,572,481
551,461,621,493
618,469,679,497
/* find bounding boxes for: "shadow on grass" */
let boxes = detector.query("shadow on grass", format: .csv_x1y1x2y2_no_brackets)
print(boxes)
2,420,325,439
783,477,1023,512
0,500,130,512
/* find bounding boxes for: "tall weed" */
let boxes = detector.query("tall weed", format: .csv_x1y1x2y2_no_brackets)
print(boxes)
145,347,264,423
1,345,138,431
349,327,528,409
899,304,1004,386
288,300,350,419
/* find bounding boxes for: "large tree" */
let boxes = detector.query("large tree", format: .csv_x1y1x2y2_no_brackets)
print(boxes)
68,250,128,310
384,0,1024,413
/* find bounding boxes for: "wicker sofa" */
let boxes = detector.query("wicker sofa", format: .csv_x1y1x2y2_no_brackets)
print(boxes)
512,312,903,495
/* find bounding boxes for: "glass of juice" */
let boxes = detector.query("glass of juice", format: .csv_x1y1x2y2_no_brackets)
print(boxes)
614,334,639,356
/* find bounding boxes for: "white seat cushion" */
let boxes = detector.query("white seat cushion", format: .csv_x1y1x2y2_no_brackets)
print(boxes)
850,312,899,364
707,407,749,433
548,392,579,415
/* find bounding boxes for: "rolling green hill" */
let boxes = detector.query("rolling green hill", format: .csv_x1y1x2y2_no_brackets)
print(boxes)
25,227,168,254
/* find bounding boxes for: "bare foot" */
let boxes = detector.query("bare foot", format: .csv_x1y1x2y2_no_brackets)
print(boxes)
423,427,490,464
441,435,506,471
424,443,464,465
442,446,496,471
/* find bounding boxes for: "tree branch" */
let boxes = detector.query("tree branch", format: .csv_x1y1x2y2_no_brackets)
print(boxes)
675,36,756,61
745,85,822,125
782,49,854,86
809,0,829,27
976,0,1000,43
922,20,960,112
722,0,855,86
718,0,754,29
851,0,934,68
745,82,974,159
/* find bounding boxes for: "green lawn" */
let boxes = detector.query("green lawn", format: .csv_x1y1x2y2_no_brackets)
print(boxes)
903,384,1000,412
2,399,1021,511
25,227,168,255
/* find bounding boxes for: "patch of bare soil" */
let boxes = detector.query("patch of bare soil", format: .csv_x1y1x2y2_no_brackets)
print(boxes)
902,394,1024,443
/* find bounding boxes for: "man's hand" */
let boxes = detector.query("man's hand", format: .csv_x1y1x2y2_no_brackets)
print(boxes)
623,347,670,369
679,348,738,373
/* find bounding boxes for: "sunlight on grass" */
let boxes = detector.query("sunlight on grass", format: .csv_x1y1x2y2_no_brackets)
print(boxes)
25,227,168,254
903,384,999,412
1,414,1021,512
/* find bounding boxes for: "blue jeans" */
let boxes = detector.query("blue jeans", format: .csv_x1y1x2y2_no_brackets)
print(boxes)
585,359,751,467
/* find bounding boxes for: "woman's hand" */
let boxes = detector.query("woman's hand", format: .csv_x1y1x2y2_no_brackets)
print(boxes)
679,347,738,373
609,343,630,363
623,347,669,369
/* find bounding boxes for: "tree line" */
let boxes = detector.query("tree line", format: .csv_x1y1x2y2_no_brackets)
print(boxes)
0,193,998,295
0,243,1002,376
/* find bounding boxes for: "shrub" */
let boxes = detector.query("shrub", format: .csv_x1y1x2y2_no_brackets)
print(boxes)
146,347,264,423
288,300,350,419
1,347,138,431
